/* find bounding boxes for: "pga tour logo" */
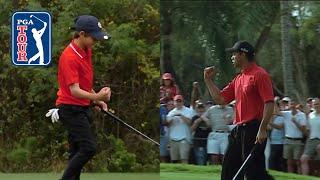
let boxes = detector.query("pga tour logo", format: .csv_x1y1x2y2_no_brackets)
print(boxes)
11,11,51,66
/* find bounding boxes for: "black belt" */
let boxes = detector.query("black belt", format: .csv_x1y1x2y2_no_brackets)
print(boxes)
286,137,303,141
237,119,260,127
57,104,90,110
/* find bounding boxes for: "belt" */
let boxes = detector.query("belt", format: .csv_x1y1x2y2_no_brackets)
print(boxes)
57,104,90,111
215,130,229,133
237,119,260,127
286,137,303,141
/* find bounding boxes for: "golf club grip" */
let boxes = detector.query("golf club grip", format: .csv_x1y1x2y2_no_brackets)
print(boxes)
101,109,160,146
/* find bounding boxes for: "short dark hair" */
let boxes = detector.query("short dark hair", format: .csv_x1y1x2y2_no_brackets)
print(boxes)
73,31,90,39
239,51,254,62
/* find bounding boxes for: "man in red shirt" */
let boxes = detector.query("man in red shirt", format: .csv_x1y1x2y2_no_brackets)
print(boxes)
204,41,274,180
51,15,111,180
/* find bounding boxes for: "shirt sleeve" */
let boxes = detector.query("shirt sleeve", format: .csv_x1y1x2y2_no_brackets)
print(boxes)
299,113,307,126
220,79,236,104
61,58,79,86
256,73,274,103
166,110,175,122
274,116,284,125
184,108,194,119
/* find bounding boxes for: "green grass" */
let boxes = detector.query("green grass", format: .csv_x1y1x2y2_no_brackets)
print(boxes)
0,173,159,180
160,163,320,180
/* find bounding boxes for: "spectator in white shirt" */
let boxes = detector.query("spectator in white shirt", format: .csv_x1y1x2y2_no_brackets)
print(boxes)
202,104,233,165
282,100,308,174
301,98,320,175
166,95,194,163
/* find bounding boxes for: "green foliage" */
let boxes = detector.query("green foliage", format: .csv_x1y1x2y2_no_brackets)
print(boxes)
87,134,158,172
0,0,159,172
7,148,29,165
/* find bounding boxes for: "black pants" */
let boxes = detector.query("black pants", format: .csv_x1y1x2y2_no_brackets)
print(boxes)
58,105,97,180
269,144,284,171
221,120,273,180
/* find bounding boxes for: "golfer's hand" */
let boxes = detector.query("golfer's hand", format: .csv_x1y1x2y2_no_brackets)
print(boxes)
204,66,216,80
95,101,108,112
45,108,59,123
96,87,111,101
255,128,267,144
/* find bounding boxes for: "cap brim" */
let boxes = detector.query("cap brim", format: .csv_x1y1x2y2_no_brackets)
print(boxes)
90,30,110,40
225,47,237,52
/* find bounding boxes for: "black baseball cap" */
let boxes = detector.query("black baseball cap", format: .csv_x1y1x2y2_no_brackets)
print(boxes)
72,15,110,40
225,41,255,57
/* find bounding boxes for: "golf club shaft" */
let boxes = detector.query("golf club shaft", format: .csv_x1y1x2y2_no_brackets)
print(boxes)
31,15,45,24
102,109,160,146
232,144,258,180
232,153,252,180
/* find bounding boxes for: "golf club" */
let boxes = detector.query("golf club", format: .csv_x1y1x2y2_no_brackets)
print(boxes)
232,144,258,180
30,15,46,24
101,109,160,146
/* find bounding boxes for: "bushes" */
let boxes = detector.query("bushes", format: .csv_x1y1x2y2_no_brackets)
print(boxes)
88,135,158,172
0,0,159,173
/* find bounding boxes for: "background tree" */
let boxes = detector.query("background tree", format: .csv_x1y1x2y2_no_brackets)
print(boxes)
0,0,159,172
160,0,320,105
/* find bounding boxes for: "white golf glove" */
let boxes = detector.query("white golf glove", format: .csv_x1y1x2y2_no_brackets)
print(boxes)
45,108,59,123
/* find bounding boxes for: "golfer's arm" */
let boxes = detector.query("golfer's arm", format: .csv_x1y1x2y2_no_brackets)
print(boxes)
259,102,274,131
70,83,98,101
91,89,100,104
39,23,47,36
204,78,225,105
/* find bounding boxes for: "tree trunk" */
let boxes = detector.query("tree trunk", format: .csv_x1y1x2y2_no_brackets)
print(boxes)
254,11,279,55
280,1,296,99
160,1,185,97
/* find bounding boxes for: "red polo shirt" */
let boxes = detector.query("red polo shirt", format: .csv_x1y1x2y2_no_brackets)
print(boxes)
56,40,93,106
220,63,274,124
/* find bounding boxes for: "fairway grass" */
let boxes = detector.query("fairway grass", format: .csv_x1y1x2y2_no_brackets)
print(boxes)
160,163,320,180
0,173,159,180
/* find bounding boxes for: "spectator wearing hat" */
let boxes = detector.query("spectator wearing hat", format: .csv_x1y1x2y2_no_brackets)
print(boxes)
282,100,308,173
166,95,194,163
160,73,180,104
205,101,214,110
201,104,234,165
301,98,320,175
306,98,314,116
281,97,291,111
191,102,211,165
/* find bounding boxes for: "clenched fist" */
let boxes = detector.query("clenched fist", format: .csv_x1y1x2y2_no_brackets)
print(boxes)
204,66,217,80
